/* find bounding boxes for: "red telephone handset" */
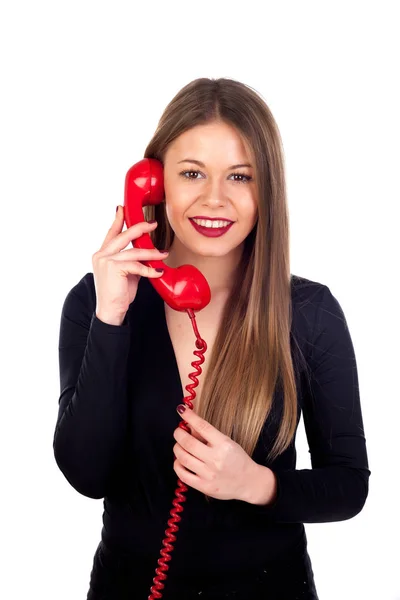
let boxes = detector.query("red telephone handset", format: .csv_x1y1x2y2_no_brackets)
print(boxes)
123,158,211,312
123,158,210,598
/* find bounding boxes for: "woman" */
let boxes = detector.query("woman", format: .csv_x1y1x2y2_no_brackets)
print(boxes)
54,77,370,599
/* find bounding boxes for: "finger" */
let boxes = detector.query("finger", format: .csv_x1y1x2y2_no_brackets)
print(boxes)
112,247,169,262
99,205,124,249
175,427,211,461
177,425,207,445
174,459,202,489
100,218,156,253
117,260,166,279
177,406,220,446
100,213,157,254
174,444,206,476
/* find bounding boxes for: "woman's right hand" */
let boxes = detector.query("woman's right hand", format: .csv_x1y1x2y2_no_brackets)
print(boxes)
92,206,169,325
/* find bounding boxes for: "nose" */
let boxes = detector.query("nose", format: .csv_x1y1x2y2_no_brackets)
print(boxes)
200,178,229,208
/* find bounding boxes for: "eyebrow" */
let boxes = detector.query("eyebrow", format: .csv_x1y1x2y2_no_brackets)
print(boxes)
177,158,253,170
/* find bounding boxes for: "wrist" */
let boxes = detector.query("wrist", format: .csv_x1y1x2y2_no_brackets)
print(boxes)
244,464,278,506
96,310,126,326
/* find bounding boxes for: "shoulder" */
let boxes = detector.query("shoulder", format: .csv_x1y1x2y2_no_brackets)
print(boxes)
65,272,96,306
60,272,97,322
291,273,349,327
290,273,327,332
290,273,342,359
290,273,327,306
290,273,353,362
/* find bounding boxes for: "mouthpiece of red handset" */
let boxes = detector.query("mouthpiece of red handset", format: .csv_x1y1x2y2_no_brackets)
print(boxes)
124,158,211,312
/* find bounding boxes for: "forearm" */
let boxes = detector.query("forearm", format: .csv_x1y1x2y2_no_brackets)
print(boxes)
243,464,370,522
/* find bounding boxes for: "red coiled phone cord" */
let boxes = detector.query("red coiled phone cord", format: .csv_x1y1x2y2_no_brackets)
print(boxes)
148,308,207,599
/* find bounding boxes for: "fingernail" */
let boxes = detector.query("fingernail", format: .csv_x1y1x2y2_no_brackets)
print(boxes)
148,219,156,224
155,268,164,273
177,404,186,415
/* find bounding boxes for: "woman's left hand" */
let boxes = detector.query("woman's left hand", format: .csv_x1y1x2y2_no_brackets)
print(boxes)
172,404,260,502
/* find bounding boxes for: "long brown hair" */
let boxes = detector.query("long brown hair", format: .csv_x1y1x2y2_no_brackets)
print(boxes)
143,77,304,486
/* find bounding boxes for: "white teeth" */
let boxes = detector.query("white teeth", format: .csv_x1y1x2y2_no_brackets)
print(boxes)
192,218,231,228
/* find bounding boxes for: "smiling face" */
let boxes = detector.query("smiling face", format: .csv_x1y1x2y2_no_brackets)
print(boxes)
163,121,258,259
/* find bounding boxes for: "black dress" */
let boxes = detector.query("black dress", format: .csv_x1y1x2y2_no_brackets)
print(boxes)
86,534,319,599
54,273,370,599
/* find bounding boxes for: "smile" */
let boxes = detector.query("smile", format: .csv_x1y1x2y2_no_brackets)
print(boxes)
189,218,234,238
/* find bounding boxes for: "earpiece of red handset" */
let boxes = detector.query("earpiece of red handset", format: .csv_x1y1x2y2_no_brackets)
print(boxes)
123,158,211,312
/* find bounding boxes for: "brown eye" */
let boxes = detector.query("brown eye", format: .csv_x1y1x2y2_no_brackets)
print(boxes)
179,170,252,183
231,173,252,183
179,170,201,180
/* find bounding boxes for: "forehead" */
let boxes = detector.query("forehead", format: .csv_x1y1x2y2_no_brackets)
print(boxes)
166,122,252,162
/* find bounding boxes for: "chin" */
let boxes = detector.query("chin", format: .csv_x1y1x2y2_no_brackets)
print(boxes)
188,240,239,259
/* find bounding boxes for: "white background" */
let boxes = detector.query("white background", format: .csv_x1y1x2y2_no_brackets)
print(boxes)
1,1,399,598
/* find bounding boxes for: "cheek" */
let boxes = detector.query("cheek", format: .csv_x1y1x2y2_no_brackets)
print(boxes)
165,202,173,224
247,194,259,226
237,194,258,228
165,194,191,228
250,208,258,228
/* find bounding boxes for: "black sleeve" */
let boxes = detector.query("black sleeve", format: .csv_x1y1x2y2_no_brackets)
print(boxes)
249,284,371,523
53,273,131,499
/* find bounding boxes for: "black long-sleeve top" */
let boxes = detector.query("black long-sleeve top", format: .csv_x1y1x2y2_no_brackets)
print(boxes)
53,272,370,580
